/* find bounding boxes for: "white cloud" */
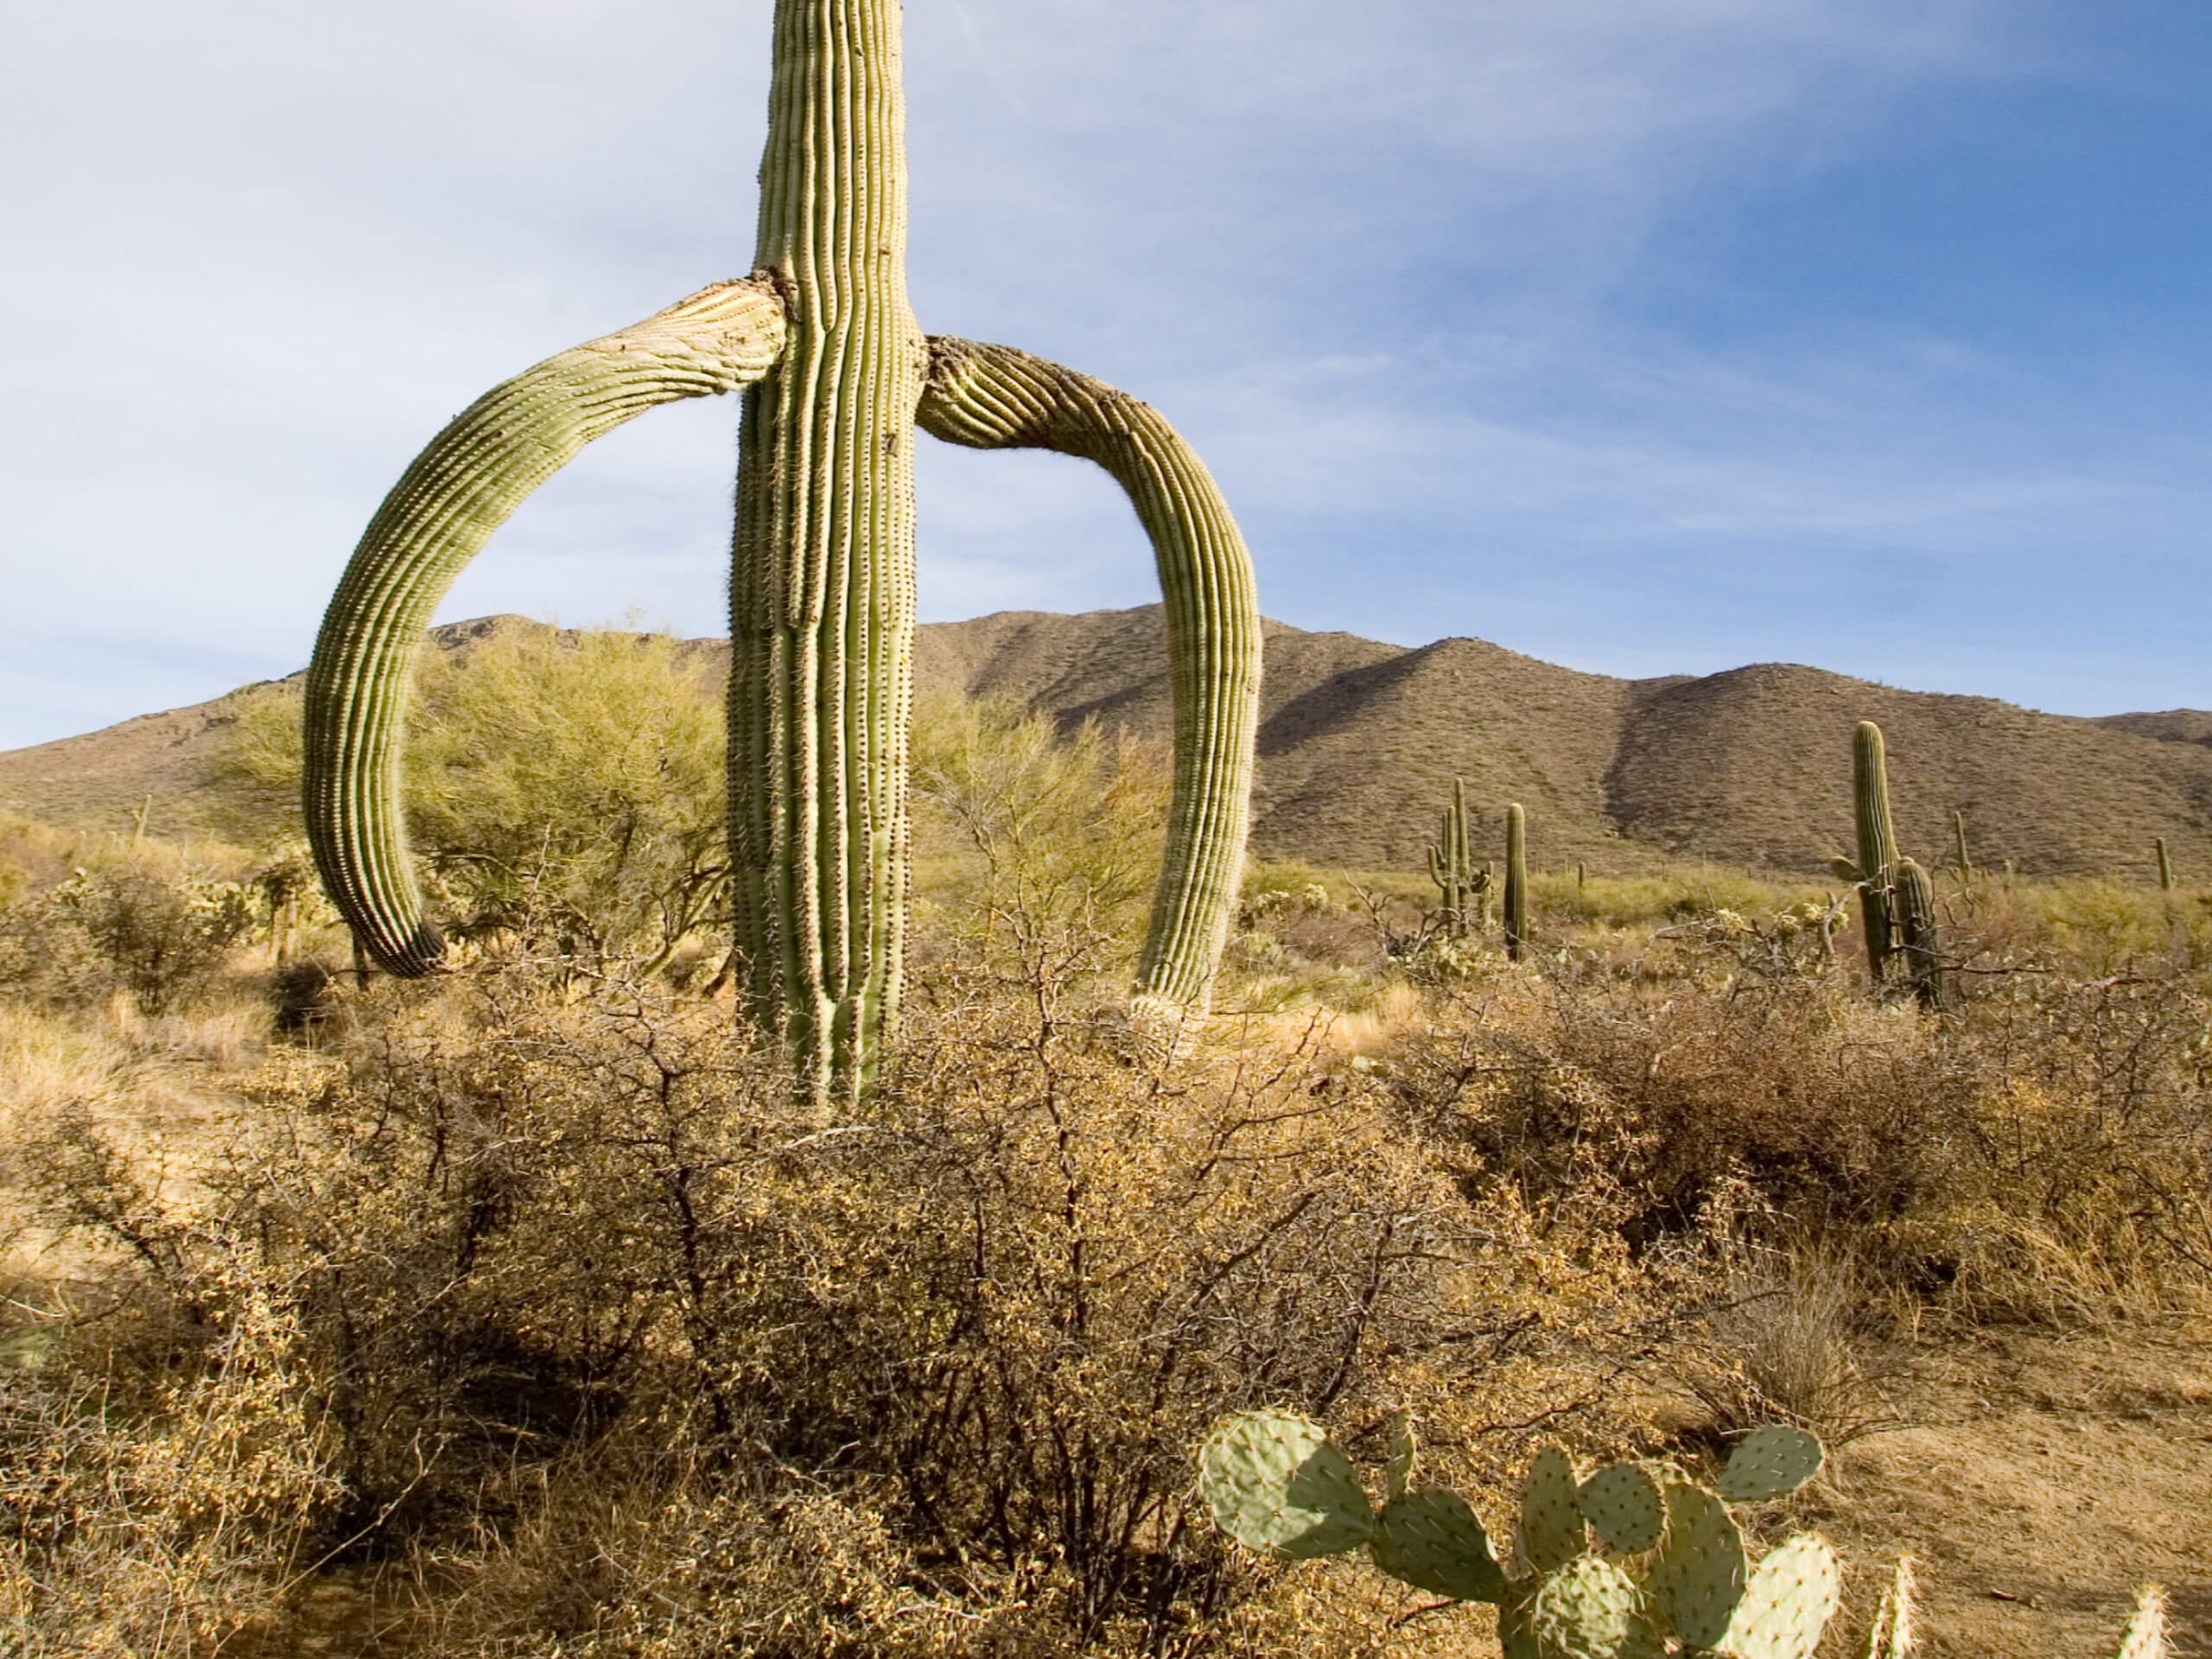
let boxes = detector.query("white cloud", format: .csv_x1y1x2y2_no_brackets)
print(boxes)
2,0,2204,748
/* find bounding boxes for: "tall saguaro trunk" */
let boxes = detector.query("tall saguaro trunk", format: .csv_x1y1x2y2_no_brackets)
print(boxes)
301,0,1262,1101
730,0,925,1090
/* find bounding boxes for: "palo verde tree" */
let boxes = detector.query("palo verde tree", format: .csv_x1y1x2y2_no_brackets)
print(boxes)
303,0,1262,1097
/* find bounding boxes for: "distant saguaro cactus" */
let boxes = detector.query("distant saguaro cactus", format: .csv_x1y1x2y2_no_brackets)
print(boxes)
1952,810,1974,887
1427,779,1474,938
1503,803,1528,962
301,0,1262,1099
1831,721,1899,983
2156,836,2176,891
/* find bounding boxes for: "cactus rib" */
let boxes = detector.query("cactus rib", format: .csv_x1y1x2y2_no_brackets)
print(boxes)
916,335,1261,1012
304,279,788,975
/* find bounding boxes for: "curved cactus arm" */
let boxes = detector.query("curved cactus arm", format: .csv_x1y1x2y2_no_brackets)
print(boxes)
304,279,790,973
916,335,1262,1012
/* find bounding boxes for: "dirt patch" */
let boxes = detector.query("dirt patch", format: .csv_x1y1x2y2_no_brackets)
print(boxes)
1810,1319,2211,1656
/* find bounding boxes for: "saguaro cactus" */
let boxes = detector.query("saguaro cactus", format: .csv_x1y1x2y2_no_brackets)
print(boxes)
1428,779,1474,938
1503,802,1528,962
1891,856,1944,1009
1833,721,1899,983
302,1,1262,1096
2156,836,2176,891
1951,810,1973,887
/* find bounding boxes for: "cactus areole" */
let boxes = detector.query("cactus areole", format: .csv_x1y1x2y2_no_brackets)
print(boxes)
302,0,1262,1098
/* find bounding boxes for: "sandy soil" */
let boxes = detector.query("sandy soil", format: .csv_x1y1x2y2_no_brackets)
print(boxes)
1808,1319,2210,1657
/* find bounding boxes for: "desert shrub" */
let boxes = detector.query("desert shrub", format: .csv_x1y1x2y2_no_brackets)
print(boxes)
216,624,729,972
909,691,1171,978
0,1267,340,1658
7,949,1680,1656
0,846,257,1017
1389,939,2212,1322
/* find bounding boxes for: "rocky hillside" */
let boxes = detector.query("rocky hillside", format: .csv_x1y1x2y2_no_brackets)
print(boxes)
4,608,2208,880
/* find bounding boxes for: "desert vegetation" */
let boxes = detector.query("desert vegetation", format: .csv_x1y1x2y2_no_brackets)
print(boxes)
1,627,2206,1656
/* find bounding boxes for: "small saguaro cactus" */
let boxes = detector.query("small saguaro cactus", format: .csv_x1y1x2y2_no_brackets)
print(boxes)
1837,721,1900,983
1891,856,1944,1009
1198,1410,1837,1658
1429,779,1476,938
300,0,1262,1099
1951,810,1974,887
2156,836,2176,891
1503,802,1528,962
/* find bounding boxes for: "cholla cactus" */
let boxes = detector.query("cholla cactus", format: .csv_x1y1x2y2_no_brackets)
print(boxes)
300,1,1262,1098
1198,1413,1836,1658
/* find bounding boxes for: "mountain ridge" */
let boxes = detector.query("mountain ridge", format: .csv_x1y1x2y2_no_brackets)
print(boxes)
3,607,2206,881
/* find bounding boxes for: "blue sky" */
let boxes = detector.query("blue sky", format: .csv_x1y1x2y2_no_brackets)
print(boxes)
3,0,2208,750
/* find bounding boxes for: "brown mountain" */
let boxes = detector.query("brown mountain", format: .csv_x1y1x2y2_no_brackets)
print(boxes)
3,607,2207,881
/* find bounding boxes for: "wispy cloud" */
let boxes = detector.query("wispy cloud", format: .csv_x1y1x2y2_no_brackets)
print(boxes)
2,0,2205,747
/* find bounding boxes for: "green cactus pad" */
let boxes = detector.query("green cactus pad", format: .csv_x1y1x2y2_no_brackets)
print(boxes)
1385,1410,1417,1503
2114,1586,2169,1659
1519,1444,1586,1573
1715,1426,1824,1503
1649,1481,1746,1650
1529,1557,1665,1659
1196,1411,1373,1560
1717,1534,1839,1659
1579,1462,1666,1554
1370,1489,1509,1604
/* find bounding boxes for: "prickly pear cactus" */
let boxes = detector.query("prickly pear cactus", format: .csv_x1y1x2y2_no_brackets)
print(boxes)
1529,1556,1662,1659
1372,1488,1509,1604
1195,1409,1372,1559
1195,1412,1846,1658
1648,1479,1747,1650
1519,1444,1586,1573
1715,1426,1825,1503
1578,1461,1666,1554
1720,1534,1839,1659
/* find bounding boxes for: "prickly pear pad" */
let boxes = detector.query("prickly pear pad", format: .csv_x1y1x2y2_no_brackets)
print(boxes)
1370,1490,1509,1604
1529,1557,1662,1659
1649,1481,1746,1650
1197,1411,1373,1559
1578,1461,1666,1554
1385,1410,1417,1503
1716,1426,1824,1503
1519,1444,1586,1573
1718,1535,1839,1659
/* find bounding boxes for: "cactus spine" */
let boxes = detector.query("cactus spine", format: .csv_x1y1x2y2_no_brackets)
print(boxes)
1428,779,1474,937
2156,836,2175,891
302,0,1262,1097
1503,802,1527,962
1852,721,1898,982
